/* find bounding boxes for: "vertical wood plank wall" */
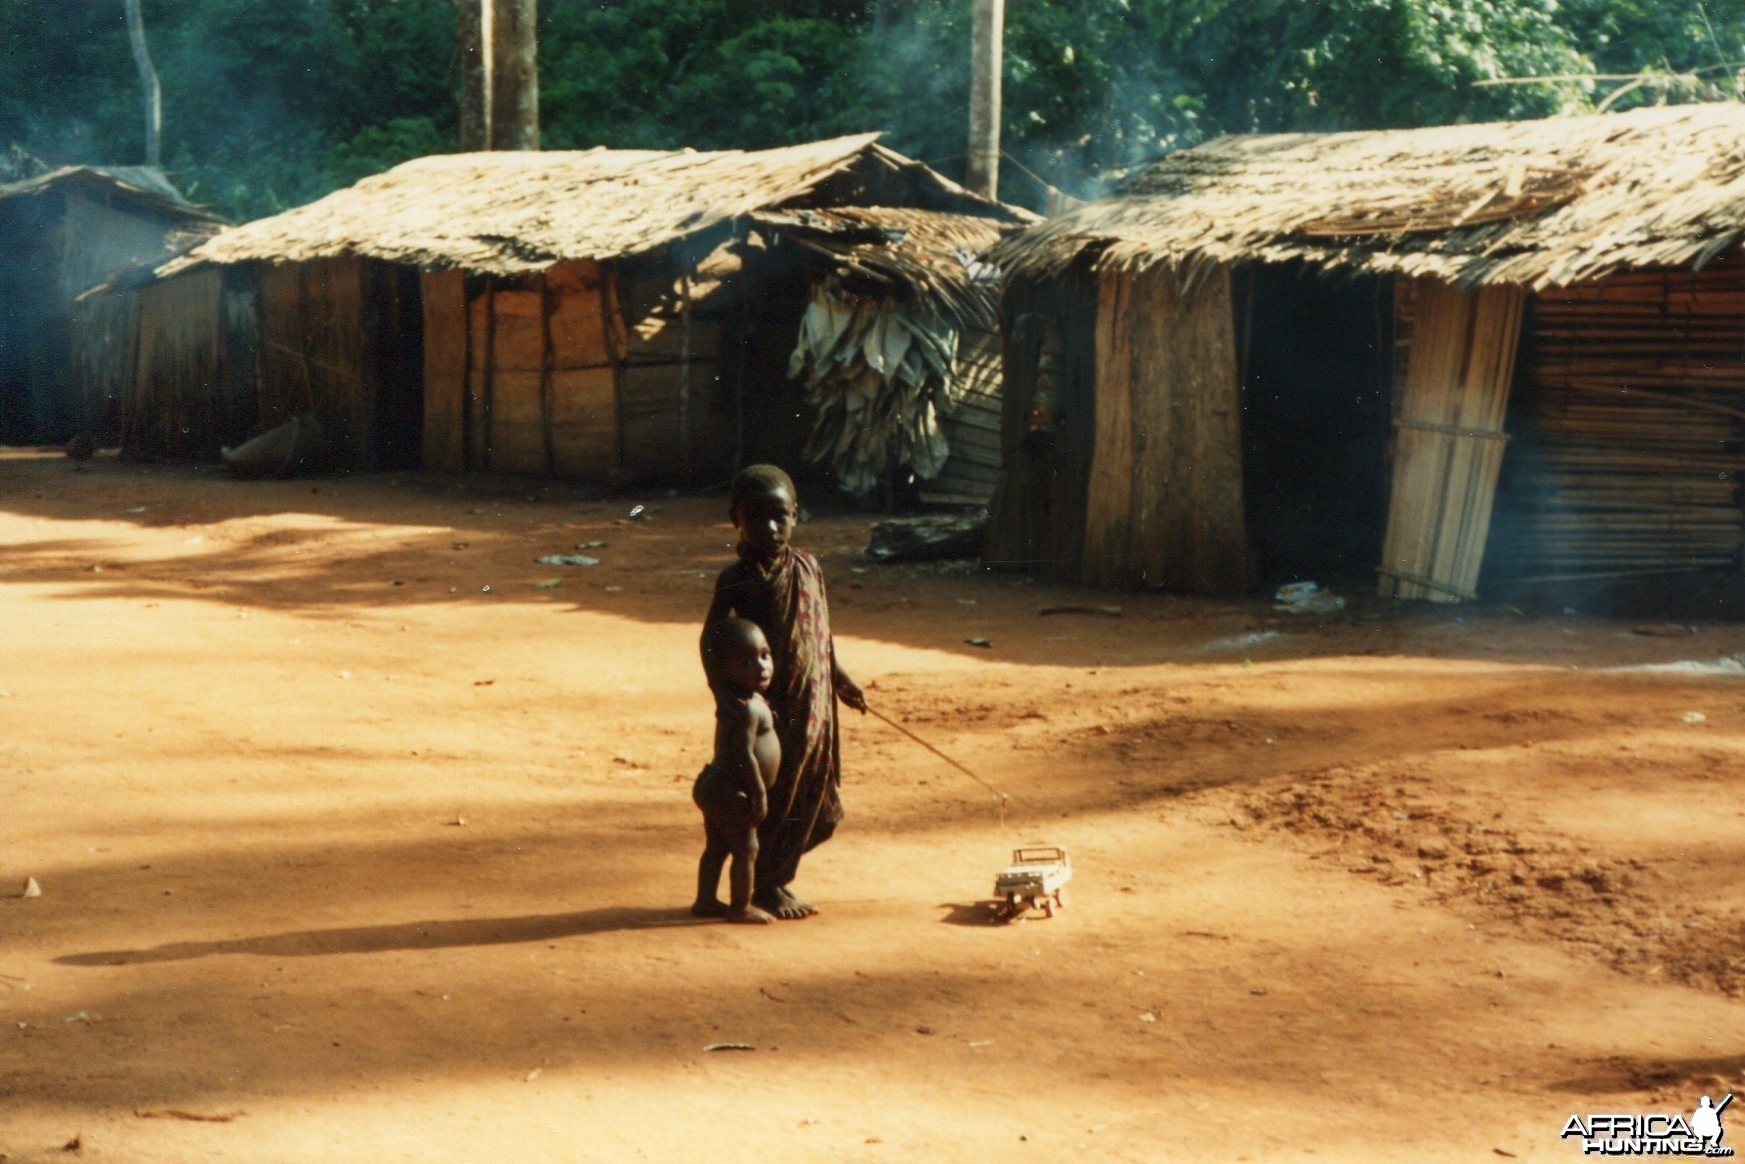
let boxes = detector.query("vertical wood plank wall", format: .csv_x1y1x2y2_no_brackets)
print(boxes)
257,257,376,468
124,269,224,459
1083,263,1246,592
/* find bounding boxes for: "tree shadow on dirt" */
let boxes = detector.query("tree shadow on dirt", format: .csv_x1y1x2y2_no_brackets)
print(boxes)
56,906,705,967
8,451,1743,670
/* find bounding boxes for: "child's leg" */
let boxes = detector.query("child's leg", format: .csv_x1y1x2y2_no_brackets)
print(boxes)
725,830,774,924
691,822,732,917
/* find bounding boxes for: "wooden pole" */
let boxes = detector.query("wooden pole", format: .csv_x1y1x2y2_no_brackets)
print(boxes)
455,0,489,151
489,0,538,150
965,0,1003,198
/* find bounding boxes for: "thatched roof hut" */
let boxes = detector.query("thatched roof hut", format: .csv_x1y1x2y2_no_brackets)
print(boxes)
132,134,1026,487
987,104,1745,601
0,166,220,445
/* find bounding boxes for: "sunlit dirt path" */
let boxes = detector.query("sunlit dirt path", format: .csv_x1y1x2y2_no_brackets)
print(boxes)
4,450,1744,1162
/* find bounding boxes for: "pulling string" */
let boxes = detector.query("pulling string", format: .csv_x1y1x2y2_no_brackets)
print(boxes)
864,704,1010,826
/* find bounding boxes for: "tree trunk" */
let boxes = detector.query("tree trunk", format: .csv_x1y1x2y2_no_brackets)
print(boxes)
455,0,488,151
123,0,161,167
965,0,1003,198
490,0,538,150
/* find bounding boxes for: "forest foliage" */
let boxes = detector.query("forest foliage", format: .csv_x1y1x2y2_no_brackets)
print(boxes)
3,0,1743,221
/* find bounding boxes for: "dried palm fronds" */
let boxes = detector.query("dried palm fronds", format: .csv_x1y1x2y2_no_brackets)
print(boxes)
790,280,968,496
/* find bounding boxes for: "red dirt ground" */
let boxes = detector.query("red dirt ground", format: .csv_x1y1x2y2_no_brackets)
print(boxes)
4,449,1744,1162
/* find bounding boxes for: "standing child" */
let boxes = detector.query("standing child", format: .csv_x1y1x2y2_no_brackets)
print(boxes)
703,464,866,919
692,617,780,925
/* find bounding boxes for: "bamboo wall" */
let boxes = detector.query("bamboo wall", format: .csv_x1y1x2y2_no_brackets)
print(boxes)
1378,279,1525,602
1486,257,1745,583
1083,263,1246,591
423,254,738,484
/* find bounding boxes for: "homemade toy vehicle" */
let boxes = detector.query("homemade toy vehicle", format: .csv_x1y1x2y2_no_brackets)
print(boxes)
992,846,1071,922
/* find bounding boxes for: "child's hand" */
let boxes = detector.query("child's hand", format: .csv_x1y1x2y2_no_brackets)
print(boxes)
835,672,867,714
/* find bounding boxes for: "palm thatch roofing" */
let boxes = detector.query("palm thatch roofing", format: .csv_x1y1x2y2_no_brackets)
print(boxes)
0,165,221,225
750,205,1021,330
165,134,1021,279
997,103,1745,290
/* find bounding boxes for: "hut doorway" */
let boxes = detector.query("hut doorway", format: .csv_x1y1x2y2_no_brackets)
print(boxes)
1237,263,1394,589
372,263,424,471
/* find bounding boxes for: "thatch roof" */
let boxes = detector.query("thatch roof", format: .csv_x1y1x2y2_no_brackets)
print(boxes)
0,165,220,225
997,103,1745,290
750,205,1020,330
168,135,1018,279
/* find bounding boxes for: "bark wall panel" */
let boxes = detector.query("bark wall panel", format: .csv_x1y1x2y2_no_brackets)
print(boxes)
549,366,617,477
547,262,609,369
619,361,722,482
489,289,545,370
484,369,547,472
421,269,467,471
1084,264,1245,592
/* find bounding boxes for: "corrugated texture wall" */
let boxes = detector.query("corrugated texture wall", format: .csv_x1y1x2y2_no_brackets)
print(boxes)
1486,257,1745,585
918,324,1004,507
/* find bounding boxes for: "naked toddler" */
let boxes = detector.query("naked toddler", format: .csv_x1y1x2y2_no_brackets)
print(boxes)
691,616,780,924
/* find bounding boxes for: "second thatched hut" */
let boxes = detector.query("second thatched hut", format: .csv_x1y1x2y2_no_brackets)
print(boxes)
988,103,1745,601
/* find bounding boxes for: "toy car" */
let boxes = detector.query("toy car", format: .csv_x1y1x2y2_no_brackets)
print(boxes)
992,846,1071,921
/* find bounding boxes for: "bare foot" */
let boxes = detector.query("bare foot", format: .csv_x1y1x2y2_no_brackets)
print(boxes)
690,898,729,918
726,904,776,925
755,885,817,920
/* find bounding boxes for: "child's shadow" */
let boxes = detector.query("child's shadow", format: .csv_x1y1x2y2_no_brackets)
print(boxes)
56,906,703,966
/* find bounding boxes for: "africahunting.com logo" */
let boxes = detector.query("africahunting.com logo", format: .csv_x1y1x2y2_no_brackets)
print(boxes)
1561,1094,1732,1156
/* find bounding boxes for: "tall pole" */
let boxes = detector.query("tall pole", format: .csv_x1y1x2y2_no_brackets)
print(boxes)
490,0,539,150
456,0,489,151
123,0,161,167
965,0,1003,199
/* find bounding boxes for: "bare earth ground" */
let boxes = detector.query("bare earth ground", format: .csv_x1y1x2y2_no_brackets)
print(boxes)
3,448,1744,1163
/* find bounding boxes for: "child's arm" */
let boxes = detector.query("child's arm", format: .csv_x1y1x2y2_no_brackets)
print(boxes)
714,699,768,826
814,560,867,714
832,653,867,713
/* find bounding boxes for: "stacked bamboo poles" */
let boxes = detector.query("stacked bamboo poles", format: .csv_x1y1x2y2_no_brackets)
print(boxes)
1378,278,1525,601
1487,258,1745,582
